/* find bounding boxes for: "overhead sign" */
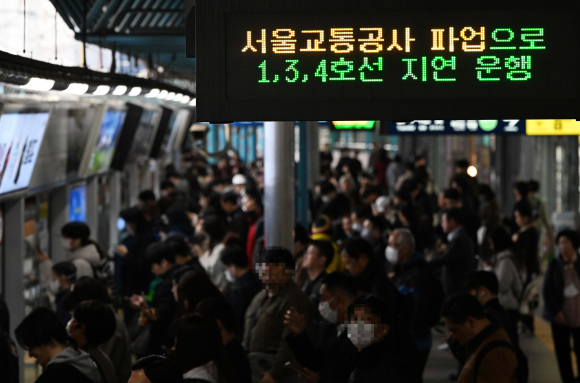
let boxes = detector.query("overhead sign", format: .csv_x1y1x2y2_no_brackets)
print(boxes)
386,120,525,134
526,120,580,135
194,0,580,122
332,121,375,130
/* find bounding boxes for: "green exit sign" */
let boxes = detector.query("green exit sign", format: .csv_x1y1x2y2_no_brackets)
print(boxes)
332,121,376,130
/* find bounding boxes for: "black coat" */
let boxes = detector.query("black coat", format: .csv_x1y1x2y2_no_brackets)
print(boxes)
303,272,335,349
228,271,262,335
349,337,413,383
430,227,475,296
227,208,249,248
225,338,252,383
36,363,95,383
286,328,358,383
484,298,519,349
148,266,179,355
392,254,434,340
543,257,580,323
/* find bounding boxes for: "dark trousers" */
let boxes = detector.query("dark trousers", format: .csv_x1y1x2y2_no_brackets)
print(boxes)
506,309,521,349
551,323,580,383
415,349,431,383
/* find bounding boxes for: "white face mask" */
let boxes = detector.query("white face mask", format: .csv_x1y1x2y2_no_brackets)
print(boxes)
347,321,376,349
321,195,331,204
385,246,399,264
360,228,372,242
352,223,362,233
224,269,236,283
318,298,338,324
49,279,60,294
61,238,71,251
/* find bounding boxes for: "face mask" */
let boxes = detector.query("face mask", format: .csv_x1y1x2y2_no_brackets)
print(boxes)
352,223,362,233
61,238,71,251
225,269,236,283
240,188,246,197
318,298,338,324
321,195,331,204
385,246,399,264
360,228,372,242
49,279,60,294
347,321,376,349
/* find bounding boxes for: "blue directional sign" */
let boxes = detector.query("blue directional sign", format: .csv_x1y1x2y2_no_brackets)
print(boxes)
387,120,525,134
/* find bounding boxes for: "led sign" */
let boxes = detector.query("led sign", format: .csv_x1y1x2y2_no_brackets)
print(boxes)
194,0,580,121
387,120,525,134
332,121,375,130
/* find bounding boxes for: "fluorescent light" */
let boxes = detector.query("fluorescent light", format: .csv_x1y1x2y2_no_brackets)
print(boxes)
144,88,160,98
157,90,169,100
173,94,184,102
21,77,55,91
128,87,142,97
165,92,176,101
180,95,190,104
188,98,196,107
63,83,89,95
93,85,110,95
112,85,127,96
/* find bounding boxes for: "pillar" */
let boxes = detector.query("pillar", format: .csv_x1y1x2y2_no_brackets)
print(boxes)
86,176,99,241
49,186,68,263
4,197,25,379
306,121,320,189
264,122,295,251
109,171,121,249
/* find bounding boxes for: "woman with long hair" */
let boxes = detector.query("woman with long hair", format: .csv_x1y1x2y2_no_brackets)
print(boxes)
174,314,236,383
199,216,229,293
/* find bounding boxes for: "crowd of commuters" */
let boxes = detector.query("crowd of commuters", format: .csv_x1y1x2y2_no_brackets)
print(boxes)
0,146,578,383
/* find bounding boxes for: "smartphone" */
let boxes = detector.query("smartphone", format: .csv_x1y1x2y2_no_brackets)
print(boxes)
285,362,305,374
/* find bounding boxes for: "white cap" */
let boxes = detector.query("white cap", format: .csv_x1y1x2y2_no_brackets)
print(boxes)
232,174,247,185
374,196,391,213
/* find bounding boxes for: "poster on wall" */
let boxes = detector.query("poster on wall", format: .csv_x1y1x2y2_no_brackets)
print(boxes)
69,185,87,222
0,112,50,194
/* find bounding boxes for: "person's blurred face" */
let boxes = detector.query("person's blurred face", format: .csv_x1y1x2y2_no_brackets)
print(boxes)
200,195,209,209
441,214,456,234
349,305,389,343
514,211,529,228
128,369,152,383
220,200,238,213
151,259,172,276
513,189,522,202
234,184,245,194
341,251,367,276
559,236,577,263
340,179,353,193
28,344,55,367
388,232,411,263
172,282,179,302
302,245,321,270
443,317,478,345
258,262,292,290
342,216,353,235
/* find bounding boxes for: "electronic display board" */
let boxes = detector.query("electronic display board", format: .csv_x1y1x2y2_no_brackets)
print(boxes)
386,119,525,134
332,121,375,130
195,0,580,121
69,185,86,222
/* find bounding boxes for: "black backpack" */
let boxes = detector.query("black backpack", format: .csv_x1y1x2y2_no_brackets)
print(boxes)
473,340,529,383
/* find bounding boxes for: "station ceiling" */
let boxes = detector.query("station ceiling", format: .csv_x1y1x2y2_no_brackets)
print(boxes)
49,0,195,79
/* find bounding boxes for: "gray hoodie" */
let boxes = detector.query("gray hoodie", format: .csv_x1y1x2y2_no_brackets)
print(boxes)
67,243,101,278
47,347,101,383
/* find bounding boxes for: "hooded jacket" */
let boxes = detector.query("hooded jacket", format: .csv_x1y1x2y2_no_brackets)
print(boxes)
67,243,102,278
36,347,100,383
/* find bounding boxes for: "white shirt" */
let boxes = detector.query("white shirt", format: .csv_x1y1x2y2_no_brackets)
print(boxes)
183,362,217,383
200,243,229,293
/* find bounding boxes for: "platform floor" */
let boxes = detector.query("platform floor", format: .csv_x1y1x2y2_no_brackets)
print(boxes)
425,318,562,383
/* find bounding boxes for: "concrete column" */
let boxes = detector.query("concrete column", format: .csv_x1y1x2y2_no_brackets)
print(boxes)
297,122,309,227
109,171,121,248
306,121,320,189
143,160,154,191
4,197,25,379
86,176,99,241
264,122,295,251
567,137,579,223
152,160,160,198
49,186,68,263
128,163,140,207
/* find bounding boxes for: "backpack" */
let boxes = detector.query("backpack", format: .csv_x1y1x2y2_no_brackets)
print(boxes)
473,340,529,383
78,256,115,292
426,271,446,327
